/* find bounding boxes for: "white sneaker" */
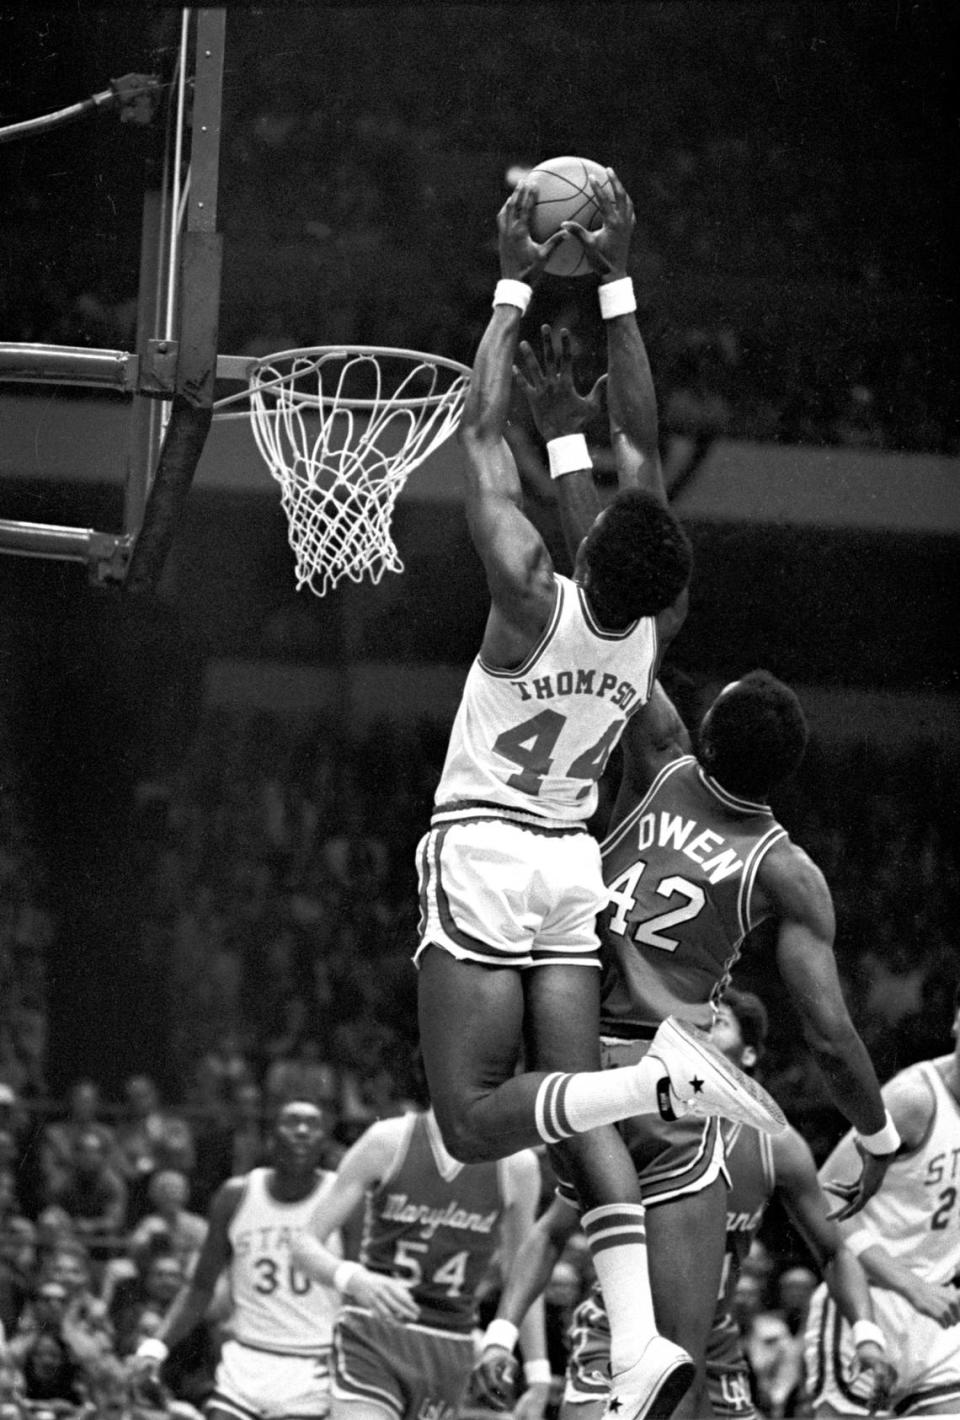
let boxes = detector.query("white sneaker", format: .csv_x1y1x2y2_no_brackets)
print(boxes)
603,1336,694,1420
647,1016,787,1137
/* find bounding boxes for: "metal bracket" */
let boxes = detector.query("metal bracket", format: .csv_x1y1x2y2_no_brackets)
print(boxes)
139,338,180,397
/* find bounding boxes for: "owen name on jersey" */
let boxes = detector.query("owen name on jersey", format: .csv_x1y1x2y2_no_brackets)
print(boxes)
626,810,746,885
380,1192,498,1240
510,668,639,712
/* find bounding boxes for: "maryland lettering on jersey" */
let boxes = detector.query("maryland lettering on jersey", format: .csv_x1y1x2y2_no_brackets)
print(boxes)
626,810,745,885
725,1205,765,1234
511,669,638,712
380,1192,498,1239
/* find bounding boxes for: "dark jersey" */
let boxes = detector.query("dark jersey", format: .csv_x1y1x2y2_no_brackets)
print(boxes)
359,1112,507,1333
599,756,787,1036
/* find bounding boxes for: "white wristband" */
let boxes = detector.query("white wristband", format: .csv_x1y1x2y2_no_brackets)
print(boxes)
851,1319,886,1351
523,1359,553,1385
482,1317,519,1353
857,1110,901,1157
333,1260,362,1296
598,277,636,320
136,1337,169,1364
493,279,532,313
546,433,592,479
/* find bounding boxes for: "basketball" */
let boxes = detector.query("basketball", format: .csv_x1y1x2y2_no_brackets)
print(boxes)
527,155,613,278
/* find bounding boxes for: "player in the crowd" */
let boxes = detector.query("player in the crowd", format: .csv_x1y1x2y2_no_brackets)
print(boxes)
475,990,895,1420
471,169,896,1419
804,979,960,1416
289,1105,549,1420
415,170,785,1420
135,1099,340,1420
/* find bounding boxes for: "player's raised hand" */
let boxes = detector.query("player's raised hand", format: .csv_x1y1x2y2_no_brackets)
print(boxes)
498,182,566,285
823,1141,894,1221
471,1343,519,1412
515,325,606,444
560,167,635,280
342,1266,419,1322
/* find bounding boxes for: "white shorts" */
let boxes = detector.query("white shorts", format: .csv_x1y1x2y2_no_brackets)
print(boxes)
804,1281,960,1416
414,817,607,968
211,1339,331,1419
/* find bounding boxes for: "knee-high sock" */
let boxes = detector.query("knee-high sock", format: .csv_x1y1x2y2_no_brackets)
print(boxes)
581,1203,656,1376
533,1059,671,1144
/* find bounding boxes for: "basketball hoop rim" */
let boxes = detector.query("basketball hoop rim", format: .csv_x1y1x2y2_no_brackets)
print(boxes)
213,344,471,417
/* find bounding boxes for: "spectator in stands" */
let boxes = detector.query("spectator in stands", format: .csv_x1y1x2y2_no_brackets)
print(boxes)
18,1330,88,1407
39,1079,120,1200
776,1263,818,1340
0,1216,36,1336
115,1076,195,1220
38,1243,113,1365
45,1129,127,1266
110,1249,186,1359
192,1081,268,1210
129,1171,208,1278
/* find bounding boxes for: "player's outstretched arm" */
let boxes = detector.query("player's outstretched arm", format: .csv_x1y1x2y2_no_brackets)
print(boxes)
495,1150,551,1420
515,323,606,562
773,1127,896,1412
134,1177,240,1370
460,182,564,619
563,169,665,502
291,1120,418,1323
762,846,897,1216
613,679,693,813
823,1072,960,1328
473,1194,579,1411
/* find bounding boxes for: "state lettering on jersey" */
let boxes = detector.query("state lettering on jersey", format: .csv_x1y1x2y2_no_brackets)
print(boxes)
628,810,744,884
380,1192,498,1240
233,1224,302,1256
511,669,638,711
925,1148,960,1186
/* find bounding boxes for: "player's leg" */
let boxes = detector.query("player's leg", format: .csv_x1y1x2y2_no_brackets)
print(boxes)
417,824,782,1163
645,1179,728,1418
524,964,695,1420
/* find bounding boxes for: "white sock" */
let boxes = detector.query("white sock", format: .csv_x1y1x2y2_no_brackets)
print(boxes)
582,1203,656,1376
533,1059,672,1144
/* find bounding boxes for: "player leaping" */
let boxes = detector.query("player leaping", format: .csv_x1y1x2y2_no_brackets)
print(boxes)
414,174,786,1420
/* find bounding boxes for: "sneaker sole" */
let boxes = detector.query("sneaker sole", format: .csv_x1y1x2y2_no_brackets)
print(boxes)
656,1017,787,1136
607,1356,696,1420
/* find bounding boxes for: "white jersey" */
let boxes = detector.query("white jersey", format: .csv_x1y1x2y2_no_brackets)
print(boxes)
433,574,658,824
227,1167,341,1356
830,1058,960,1285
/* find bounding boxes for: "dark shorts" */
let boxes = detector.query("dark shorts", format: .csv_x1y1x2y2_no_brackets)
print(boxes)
332,1306,474,1420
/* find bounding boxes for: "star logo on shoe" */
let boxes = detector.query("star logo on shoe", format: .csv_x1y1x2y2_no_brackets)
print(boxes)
607,1399,623,1414
689,1075,704,1094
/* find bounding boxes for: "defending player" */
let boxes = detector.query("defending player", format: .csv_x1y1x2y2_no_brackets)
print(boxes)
484,168,896,1418
289,1106,549,1420
804,980,960,1416
135,1100,340,1420
475,991,895,1420
415,173,784,1420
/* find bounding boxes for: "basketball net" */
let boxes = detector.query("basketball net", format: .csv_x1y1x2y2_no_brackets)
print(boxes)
246,346,470,596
